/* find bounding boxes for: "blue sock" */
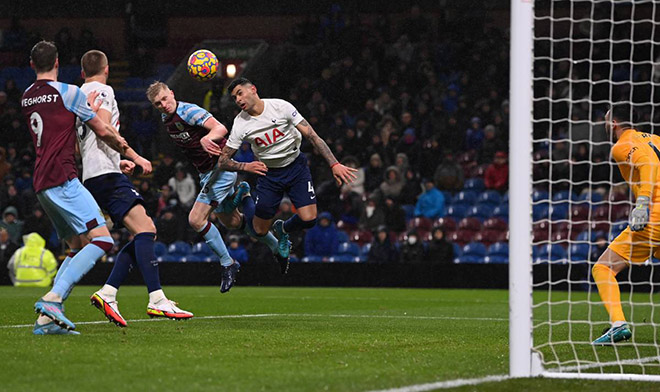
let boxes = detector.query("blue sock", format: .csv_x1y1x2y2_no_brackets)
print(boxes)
52,236,113,299
133,232,162,293
199,222,233,267
283,214,304,233
105,241,136,290
54,249,79,301
242,217,278,254
241,195,257,233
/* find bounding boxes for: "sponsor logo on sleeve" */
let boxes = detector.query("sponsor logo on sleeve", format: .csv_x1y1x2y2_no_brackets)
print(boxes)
627,147,638,162
292,110,297,117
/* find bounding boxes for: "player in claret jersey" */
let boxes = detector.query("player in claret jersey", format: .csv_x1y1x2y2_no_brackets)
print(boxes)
146,81,286,293
217,78,357,261
21,41,128,335
78,50,192,326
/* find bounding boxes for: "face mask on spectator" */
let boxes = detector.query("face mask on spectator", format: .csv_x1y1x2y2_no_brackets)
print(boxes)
408,236,417,245
366,206,375,217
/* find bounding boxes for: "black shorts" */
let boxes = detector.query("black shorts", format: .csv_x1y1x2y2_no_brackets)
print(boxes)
84,173,144,227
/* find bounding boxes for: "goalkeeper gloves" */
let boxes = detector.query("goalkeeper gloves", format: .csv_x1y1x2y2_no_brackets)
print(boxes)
630,195,650,232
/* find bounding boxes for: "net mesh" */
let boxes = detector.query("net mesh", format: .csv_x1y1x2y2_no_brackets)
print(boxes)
532,0,660,375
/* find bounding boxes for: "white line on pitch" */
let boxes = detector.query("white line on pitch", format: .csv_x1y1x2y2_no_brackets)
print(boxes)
0,313,507,329
548,355,660,372
366,374,510,392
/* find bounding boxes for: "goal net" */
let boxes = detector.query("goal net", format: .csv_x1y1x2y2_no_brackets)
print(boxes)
511,0,660,381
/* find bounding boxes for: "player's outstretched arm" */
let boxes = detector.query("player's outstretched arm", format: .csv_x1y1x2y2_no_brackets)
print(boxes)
200,117,228,156
85,115,129,154
216,145,268,175
295,119,357,185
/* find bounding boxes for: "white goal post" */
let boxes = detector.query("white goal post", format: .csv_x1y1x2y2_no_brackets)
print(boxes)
510,0,660,381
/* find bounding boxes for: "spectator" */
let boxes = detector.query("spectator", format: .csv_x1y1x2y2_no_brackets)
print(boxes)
54,27,76,65
155,207,184,245
156,184,180,218
21,204,52,244
359,196,386,231
400,230,425,263
427,227,454,264
399,168,422,205
364,153,385,193
234,141,255,163
15,168,33,193
0,228,18,267
396,128,422,171
153,154,177,187
0,147,11,180
414,178,446,219
304,212,340,258
383,197,407,233
368,225,397,264
246,236,274,264
479,124,505,163
7,232,57,287
379,166,405,201
138,180,158,217
484,151,509,192
434,153,464,192
227,235,248,264
168,166,197,209
340,156,365,196
0,206,23,244
465,116,484,151
131,107,157,159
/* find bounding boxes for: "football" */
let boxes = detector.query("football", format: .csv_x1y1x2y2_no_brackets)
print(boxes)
187,49,218,81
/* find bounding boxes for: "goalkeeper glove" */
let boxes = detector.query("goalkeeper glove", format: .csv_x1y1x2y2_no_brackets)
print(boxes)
630,195,650,232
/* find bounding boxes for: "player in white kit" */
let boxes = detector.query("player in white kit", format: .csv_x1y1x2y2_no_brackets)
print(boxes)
212,77,357,258
77,50,192,327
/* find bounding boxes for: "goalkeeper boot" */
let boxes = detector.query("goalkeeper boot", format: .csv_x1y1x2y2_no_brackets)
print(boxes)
224,181,251,213
220,261,240,293
33,321,80,335
90,291,127,327
147,299,194,320
272,220,290,259
592,323,632,345
34,299,75,330
274,240,292,275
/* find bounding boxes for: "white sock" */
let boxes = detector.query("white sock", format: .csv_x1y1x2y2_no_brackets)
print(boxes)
99,284,118,301
612,320,627,328
37,315,52,325
149,289,166,304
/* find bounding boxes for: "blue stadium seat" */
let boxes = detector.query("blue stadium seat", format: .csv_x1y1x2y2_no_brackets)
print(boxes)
485,242,508,264
577,192,604,205
124,77,144,88
452,191,478,206
553,190,578,203
154,241,167,257
611,221,628,237
464,178,485,192
460,242,487,263
467,205,493,221
301,256,324,262
446,205,468,220
569,243,590,262
180,254,205,263
361,243,372,255
191,242,213,257
501,192,509,205
492,205,509,221
533,204,549,221
337,242,360,256
535,244,567,263
453,242,462,258
550,205,568,220
532,190,549,203
330,255,363,263
337,231,350,243
167,241,191,257
477,191,502,207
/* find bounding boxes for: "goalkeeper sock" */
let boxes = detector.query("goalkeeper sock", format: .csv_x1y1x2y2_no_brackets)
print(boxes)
592,263,627,324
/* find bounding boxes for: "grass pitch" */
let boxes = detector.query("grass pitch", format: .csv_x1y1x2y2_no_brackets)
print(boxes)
0,286,657,391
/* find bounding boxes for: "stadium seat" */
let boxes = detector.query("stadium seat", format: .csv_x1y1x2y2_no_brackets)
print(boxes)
460,242,487,263
611,221,628,237
501,192,509,205
477,191,502,207
569,243,591,262
434,217,457,232
336,220,357,232
464,178,485,192
550,205,568,220
575,230,598,243
590,221,610,234
180,254,206,263
492,205,508,220
553,190,578,203
592,205,611,222
482,218,508,231
449,229,476,246
467,204,493,221
532,190,550,203
167,241,191,257
611,204,630,221
533,204,549,221
361,243,372,255
568,222,589,240
458,217,482,232
452,191,478,206
337,242,360,256
609,191,629,203
577,192,604,205
301,256,324,263
408,217,433,232
154,241,167,257
191,242,213,257
337,231,350,243
124,77,144,88
401,204,416,221
570,205,590,222
474,229,503,247
535,244,568,263
453,243,463,258
446,205,468,220
485,242,509,264
350,230,373,246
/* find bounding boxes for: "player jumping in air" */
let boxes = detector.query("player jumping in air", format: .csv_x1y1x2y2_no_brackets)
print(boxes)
592,102,655,345
216,78,357,258
21,41,128,335
146,81,286,293
77,50,193,326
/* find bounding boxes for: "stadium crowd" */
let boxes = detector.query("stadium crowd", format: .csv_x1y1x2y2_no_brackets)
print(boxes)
0,5,513,265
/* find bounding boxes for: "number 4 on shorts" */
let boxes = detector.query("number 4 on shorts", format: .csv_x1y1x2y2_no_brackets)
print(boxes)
308,181,316,199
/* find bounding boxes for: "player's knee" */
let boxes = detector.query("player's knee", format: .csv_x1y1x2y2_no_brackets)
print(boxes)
301,218,317,229
188,214,205,231
254,225,270,237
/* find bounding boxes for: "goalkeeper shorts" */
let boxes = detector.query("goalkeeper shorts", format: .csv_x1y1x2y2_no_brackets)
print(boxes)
608,224,660,263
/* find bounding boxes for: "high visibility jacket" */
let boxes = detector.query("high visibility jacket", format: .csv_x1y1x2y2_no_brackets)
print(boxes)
7,233,57,287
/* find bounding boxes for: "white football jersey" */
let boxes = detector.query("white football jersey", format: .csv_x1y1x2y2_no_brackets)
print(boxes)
77,81,121,182
227,98,304,168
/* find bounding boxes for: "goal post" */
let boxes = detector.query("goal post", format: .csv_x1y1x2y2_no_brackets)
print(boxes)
510,0,660,381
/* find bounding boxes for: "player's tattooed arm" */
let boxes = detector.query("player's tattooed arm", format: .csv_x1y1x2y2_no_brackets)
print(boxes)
296,119,358,185
217,145,268,176
296,119,337,166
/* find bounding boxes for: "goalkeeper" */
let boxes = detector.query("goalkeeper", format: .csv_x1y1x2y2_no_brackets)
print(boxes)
592,102,658,345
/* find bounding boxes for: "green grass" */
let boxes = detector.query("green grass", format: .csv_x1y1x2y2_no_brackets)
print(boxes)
0,286,658,391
